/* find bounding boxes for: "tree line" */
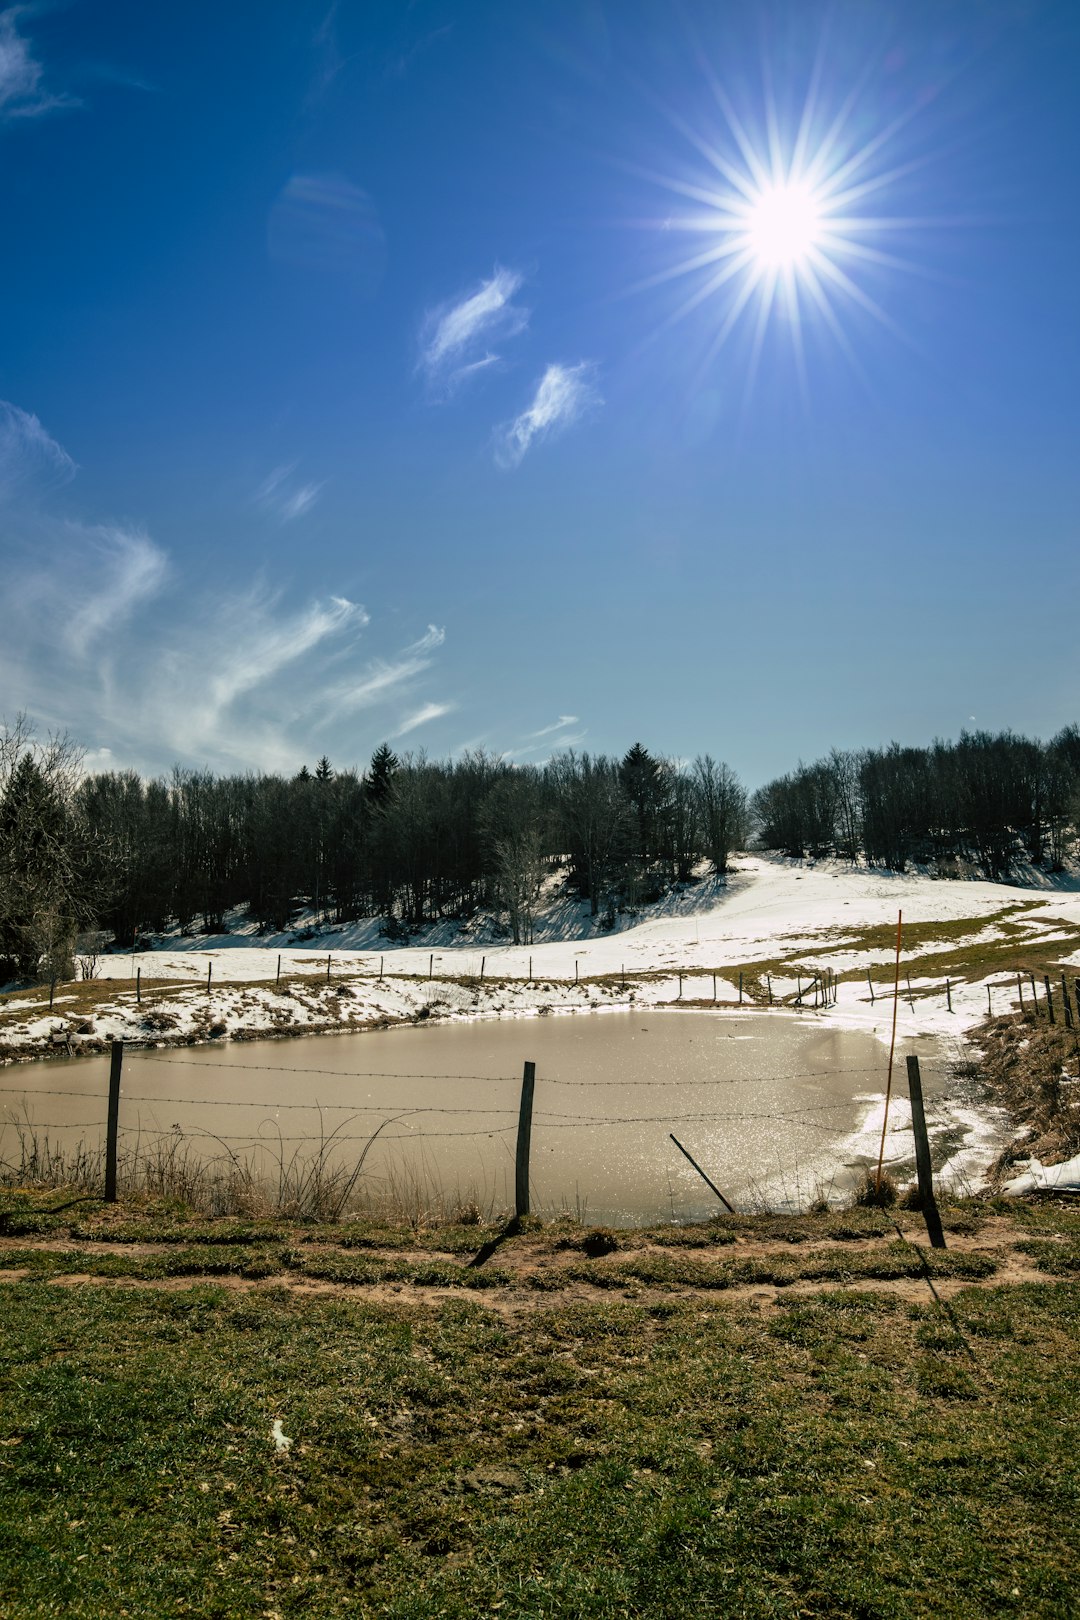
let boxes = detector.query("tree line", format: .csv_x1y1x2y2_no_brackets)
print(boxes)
3,719,1078,985
751,728,1080,877
0,730,746,978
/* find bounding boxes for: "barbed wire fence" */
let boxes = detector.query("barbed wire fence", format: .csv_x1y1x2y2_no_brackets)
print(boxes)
0,1044,965,1232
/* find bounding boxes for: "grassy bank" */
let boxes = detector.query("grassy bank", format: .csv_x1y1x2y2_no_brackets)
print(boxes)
1,1193,1078,1618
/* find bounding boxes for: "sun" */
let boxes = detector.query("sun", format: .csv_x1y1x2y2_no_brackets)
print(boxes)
630,60,935,386
743,180,823,270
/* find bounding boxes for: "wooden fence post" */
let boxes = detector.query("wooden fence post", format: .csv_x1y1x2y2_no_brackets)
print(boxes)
105,1040,123,1203
514,1061,536,1220
1044,975,1056,1025
905,1055,945,1249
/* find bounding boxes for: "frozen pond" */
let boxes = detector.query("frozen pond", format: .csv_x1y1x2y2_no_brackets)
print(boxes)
0,1011,1007,1222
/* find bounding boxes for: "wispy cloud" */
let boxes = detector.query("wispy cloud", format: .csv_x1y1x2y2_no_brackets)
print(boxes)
503,715,587,761
393,700,454,737
0,400,75,497
64,526,169,657
0,400,453,775
528,714,579,740
386,22,454,79
418,267,528,395
255,463,324,523
494,363,600,468
322,626,446,724
0,7,76,121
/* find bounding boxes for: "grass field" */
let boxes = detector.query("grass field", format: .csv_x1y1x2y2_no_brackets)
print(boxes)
1,1192,1078,1618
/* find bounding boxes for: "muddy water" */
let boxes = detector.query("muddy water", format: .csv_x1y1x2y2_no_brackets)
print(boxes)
2,1012,993,1222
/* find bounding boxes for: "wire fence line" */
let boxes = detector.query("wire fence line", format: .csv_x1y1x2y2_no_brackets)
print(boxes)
1,1039,963,1223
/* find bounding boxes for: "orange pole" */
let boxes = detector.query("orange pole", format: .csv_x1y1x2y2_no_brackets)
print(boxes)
875,910,903,1195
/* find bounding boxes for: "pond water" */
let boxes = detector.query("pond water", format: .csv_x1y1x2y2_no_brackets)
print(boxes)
0,1011,1006,1222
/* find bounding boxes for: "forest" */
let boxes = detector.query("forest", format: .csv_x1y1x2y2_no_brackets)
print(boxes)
0,717,1077,983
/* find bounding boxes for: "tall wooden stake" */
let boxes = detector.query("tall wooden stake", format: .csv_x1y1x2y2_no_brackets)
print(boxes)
906,1055,945,1249
514,1061,536,1219
105,1040,123,1203
875,911,903,1195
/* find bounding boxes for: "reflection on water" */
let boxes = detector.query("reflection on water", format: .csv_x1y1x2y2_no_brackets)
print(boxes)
1,1011,1000,1222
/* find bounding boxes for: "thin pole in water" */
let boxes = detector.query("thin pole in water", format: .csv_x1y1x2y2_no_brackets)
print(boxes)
875,911,903,1197
669,1134,735,1213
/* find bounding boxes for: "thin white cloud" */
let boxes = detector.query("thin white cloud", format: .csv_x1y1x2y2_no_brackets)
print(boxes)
418,267,527,394
393,701,454,737
0,8,75,120
64,526,169,657
528,714,580,740
0,402,453,774
494,363,600,468
322,625,446,723
0,400,75,498
255,462,324,523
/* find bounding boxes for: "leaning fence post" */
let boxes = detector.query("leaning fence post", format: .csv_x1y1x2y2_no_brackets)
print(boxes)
906,1055,945,1249
105,1040,123,1203
514,1060,536,1220
1044,975,1056,1025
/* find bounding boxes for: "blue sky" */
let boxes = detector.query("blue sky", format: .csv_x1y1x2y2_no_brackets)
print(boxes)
1,0,1077,786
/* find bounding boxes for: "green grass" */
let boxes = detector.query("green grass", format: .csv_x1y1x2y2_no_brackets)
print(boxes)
0,1277,1077,1618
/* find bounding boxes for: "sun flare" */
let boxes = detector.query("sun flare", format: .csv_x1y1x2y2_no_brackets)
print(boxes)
634,62,934,387
744,180,823,270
